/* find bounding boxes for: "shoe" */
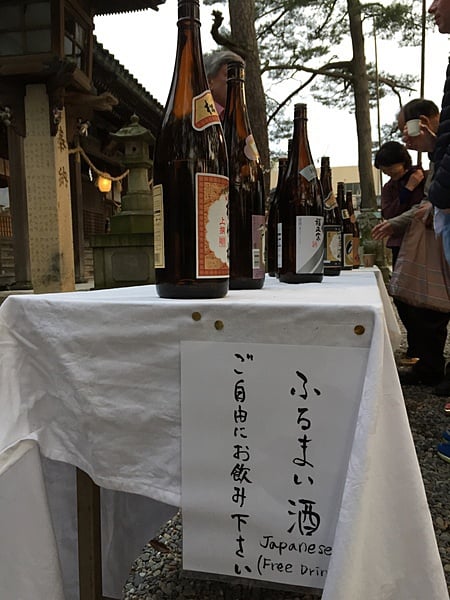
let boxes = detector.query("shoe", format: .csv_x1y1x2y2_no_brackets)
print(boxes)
398,367,441,386
444,402,450,413
399,357,420,366
433,378,450,397
437,442,450,463
442,429,450,443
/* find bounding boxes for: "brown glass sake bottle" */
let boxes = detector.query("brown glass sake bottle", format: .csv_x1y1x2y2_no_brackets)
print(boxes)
339,183,353,270
267,157,288,277
352,208,361,269
320,156,342,276
278,104,324,283
223,61,265,289
152,0,229,298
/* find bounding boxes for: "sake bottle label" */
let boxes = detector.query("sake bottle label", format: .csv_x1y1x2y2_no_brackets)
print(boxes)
324,227,342,265
295,216,324,274
153,184,165,268
196,173,229,278
343,233,354,267
324,191,338,210
192,91,221,130
299,164,317,182
244,134,260,161
277,222,283,268
251,215,266,278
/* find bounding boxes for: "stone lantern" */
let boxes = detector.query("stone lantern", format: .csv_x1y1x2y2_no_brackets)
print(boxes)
91,114,156,289
109,114,154,234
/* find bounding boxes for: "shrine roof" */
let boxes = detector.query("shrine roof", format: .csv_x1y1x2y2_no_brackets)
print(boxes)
93,0,166,16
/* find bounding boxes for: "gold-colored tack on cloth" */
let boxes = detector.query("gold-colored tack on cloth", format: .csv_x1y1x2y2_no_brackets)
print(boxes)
354,325,365,336
214,320,224,331
191,312,202,321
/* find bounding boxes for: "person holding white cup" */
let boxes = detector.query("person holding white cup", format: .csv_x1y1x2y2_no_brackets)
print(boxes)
398,98,440,153
406,118,421,136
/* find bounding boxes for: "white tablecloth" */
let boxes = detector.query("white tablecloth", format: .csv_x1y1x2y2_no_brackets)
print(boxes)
0,270,447,600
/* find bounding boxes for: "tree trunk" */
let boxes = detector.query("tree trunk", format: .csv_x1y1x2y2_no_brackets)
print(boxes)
228,0,271,198
347,0,377,210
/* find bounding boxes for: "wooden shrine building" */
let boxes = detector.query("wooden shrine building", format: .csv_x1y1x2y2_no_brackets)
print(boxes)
0,0,166,291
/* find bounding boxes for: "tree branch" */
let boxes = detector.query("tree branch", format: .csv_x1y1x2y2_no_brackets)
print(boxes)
262,60,415,93
267,72,318,125
210,10,248,59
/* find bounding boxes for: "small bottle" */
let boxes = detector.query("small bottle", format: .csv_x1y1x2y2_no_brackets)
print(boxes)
267,157,287,277
152,0,229,299
278,104,324,283
339,183,353,270
352,212,361,269
320,157,342,276
223,60,265,289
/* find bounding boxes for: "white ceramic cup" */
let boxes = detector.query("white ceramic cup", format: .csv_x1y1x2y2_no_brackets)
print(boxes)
406,119,421,136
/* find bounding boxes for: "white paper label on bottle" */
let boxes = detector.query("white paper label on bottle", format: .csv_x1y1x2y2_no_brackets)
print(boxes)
192,91,221,131
244,134,260,161
299,164,317,182
252,215,266,277
196,173,229,278
153,184,165,268
295,216,324,274
277,222,282,268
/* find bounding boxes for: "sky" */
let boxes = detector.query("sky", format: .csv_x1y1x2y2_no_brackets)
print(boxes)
93,1,450,170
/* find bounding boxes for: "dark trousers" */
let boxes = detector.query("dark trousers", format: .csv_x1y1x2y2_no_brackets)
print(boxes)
391,245,450,378
406,304,449,377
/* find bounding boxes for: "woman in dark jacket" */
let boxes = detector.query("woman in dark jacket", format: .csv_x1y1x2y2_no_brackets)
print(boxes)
375,141,426,265
374,141,427,363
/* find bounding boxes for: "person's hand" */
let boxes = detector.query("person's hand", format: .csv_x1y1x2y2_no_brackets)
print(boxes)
413,201,432,222
371,221,393,240
405,169,425,191
402,121,436,153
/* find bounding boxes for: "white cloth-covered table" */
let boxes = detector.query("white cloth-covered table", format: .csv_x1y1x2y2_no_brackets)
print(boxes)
0,270,447,600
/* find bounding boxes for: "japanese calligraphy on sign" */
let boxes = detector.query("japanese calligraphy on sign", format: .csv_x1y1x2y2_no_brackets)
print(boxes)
181,341,368,591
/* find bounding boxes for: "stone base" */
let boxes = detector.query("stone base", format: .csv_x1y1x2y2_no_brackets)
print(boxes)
90,232,155,289
110,212,153,235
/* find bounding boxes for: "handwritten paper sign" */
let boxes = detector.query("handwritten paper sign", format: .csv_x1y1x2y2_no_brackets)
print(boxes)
181,341,368,590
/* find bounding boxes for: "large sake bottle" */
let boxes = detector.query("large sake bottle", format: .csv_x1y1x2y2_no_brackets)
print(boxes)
152,0,229,298
277,103,324,283
320,156,342,276
223,60,265,289
267,156,288,277
339,182,353,270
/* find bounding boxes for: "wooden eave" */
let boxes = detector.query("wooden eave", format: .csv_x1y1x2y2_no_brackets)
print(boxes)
92,0,165,16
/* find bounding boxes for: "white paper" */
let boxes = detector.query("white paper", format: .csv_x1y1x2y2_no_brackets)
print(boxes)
181,341,368,590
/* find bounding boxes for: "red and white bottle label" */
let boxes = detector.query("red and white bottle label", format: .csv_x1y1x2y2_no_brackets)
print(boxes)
196,173,229,278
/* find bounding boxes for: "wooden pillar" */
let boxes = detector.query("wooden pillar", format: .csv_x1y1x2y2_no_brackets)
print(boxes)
69,148,86,283
23,83,75,293
76,468,103,600
7,126,31,288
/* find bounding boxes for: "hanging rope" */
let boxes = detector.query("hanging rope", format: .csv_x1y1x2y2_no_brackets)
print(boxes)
69,146,129,182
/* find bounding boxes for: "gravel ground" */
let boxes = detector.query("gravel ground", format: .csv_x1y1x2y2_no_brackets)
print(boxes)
122,309,450,600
